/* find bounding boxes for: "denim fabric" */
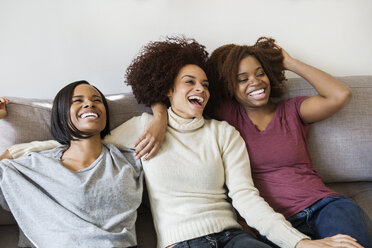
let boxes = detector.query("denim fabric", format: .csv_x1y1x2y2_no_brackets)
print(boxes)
287,196,371,248
260,196,371,248
172,229,270,248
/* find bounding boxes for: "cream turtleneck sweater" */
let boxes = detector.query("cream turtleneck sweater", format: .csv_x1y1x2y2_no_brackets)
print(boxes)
8,108,308,248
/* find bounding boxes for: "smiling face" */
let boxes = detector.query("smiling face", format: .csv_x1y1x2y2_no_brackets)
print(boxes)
69,84,107,137
235,55,271,109
167,64,210,119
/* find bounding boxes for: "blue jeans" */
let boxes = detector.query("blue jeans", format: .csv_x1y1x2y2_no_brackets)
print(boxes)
262,196,371,248
172,228,270,248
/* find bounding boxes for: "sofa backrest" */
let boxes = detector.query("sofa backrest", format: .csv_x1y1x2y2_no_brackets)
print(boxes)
1,76,371,184
280,75,372,183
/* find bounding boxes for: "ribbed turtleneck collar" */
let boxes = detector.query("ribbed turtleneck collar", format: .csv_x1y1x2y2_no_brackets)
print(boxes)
167,107,204,132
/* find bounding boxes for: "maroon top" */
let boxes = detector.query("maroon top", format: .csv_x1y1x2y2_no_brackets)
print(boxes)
214,96,340,218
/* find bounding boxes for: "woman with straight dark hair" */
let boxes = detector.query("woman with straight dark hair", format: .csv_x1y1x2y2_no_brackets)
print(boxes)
0,81,143,247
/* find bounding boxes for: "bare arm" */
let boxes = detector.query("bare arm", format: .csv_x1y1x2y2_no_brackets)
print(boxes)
0,97,9,119
282,49,352,123
133,103,167,160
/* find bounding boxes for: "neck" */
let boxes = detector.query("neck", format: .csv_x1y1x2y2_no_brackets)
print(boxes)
244,103,275,119
61,134,103,171
243,103,276,132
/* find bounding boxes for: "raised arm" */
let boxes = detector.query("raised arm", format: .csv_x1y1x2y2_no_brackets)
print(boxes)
133,103,167,160
0,97,9,119
281,48,352,123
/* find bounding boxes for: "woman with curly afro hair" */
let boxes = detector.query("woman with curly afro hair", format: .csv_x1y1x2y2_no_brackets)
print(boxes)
102,36,331,248
206,37,371,247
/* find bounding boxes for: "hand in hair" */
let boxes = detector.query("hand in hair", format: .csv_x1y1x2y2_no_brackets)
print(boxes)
0,97,9,119
273,44,294,70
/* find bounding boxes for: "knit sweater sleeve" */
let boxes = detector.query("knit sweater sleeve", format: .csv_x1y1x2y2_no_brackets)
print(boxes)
8,140,61,159
103,113,153,150
218,121,309,248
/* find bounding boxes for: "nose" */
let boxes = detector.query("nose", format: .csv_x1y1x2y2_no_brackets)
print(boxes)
194,82,205,92
248,76,259,85
83,99,95,108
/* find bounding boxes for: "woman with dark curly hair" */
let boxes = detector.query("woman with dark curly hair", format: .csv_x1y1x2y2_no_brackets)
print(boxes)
108,36,318,248
206,37,371,247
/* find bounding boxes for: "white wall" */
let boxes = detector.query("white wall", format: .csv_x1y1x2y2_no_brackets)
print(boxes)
1,0,371,98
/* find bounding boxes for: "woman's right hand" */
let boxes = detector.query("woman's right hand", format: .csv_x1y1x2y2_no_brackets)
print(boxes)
0,150,13,160
0,97,9,119
296,234,363,248
134,103,168,160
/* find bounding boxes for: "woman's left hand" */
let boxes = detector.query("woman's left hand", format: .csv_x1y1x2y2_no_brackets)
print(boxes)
296,234,363,248
275,44,295,70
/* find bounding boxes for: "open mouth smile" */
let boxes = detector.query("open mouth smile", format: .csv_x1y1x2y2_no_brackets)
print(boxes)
188,95,205,107
79,112,99,119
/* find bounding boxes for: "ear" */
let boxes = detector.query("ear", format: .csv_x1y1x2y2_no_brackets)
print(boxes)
167,88,173,99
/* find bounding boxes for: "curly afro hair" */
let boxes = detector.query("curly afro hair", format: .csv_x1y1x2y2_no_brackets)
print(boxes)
206,37,286,110
125,36,209,107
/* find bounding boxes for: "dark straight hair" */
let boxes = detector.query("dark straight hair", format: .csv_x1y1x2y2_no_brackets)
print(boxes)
51,80,110,145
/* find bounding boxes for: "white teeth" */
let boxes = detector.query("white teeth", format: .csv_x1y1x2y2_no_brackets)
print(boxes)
249,89,264,96
188,96,204,103
80,112,98,118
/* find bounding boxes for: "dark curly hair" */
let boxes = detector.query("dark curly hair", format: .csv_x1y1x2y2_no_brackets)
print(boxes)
206,37,286,111
125,36,209,107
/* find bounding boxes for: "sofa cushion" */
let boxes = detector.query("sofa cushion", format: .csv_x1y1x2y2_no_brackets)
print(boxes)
281,76,372,183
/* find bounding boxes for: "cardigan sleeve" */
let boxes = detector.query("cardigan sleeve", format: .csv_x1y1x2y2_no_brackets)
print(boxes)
219,121,309,248
103,113,152,150
7,113,153,159
8,140,61,159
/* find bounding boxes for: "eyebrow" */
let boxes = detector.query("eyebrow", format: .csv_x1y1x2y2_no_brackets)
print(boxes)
181,75,209,82
72,94,102,99
237,67,263,76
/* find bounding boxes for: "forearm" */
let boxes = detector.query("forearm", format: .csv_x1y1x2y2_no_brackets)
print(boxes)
0,109,6,119
285,57,351,105
151,102,167,119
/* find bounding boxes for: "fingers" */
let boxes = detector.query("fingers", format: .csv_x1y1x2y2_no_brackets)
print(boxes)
328,234,363,248
144,143,159,160
134,133,146,148
134,134,157,160
0,97,9,105
298,235,363,248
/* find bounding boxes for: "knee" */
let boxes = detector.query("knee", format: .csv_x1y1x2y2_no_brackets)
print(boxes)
317,197,363,222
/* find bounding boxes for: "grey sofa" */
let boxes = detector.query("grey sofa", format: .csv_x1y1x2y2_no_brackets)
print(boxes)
0,75,371,247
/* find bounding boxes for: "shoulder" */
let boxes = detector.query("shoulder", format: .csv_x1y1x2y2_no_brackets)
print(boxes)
278,96,309,110
205,118,241,138
103,143,142,172
1,146,65,169
212,100,240,121
277,96,310,125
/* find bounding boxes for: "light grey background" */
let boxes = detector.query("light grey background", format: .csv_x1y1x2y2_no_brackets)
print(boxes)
1,0,371,98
